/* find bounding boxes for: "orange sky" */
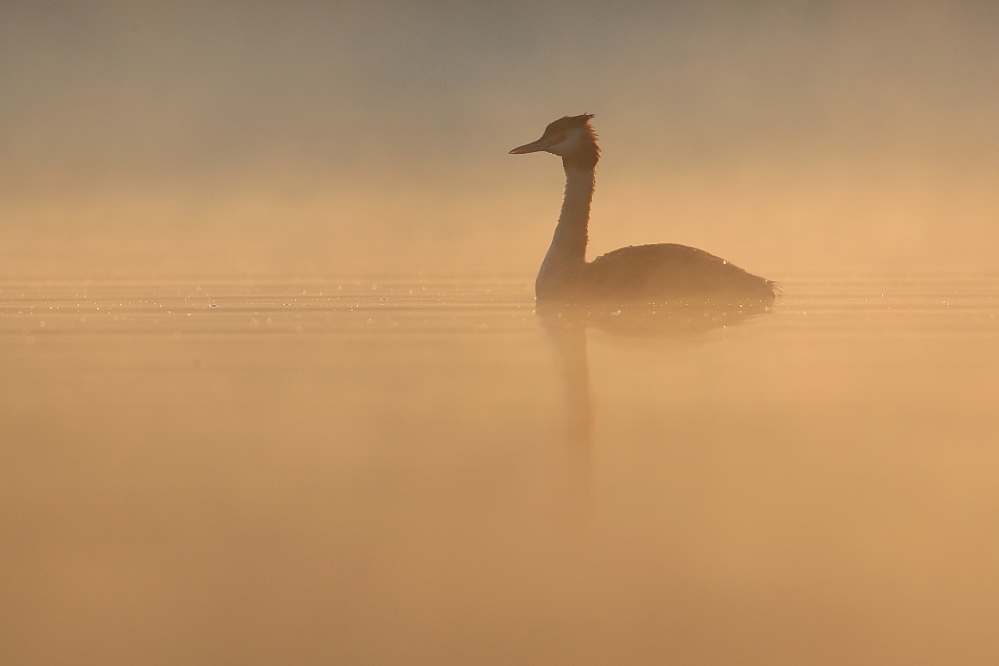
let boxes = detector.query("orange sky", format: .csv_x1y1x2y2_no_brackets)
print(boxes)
2,1,998,278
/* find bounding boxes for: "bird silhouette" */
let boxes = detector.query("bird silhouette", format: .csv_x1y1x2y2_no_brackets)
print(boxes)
510,114,776,306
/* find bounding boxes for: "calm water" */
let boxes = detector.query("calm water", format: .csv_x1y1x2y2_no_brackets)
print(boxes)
3,274,999,665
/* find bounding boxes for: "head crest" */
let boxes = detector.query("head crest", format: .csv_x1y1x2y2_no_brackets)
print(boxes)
545,114,594,133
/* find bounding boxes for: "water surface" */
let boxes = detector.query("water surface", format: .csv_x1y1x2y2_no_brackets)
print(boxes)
2,274,999,665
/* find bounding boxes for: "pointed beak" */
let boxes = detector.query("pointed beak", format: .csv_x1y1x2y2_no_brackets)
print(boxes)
509,136,553,154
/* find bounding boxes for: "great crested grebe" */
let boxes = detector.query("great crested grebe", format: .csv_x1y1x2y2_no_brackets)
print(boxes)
510,114,776,305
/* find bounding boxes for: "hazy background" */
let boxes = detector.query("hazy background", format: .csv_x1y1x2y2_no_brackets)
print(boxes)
2,0,998,279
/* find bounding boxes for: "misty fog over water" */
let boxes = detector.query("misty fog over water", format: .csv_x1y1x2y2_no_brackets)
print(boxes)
4,3,999,665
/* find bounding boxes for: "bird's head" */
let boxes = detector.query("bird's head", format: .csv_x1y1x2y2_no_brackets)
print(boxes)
509,114,599,168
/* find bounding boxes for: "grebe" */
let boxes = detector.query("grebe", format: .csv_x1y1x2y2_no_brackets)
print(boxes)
510,114,776,305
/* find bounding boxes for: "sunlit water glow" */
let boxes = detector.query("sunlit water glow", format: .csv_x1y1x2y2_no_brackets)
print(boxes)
3,274,999,665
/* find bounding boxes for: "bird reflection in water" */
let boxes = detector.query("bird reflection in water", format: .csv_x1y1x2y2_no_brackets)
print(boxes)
537,300,774,520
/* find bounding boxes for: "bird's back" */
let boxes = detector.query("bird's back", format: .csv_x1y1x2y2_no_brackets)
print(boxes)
572,243,775,305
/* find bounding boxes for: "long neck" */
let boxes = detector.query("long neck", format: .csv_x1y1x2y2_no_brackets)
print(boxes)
536,160,595,296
